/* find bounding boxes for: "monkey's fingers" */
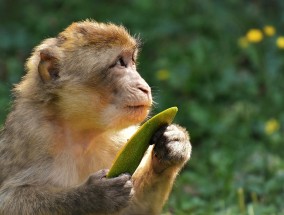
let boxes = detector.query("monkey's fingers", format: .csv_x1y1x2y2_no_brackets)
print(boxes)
105,173,132,186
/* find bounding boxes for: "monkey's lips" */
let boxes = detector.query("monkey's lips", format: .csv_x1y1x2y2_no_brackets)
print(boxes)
126,105,149,110
124,100,152,123
125,104,151,117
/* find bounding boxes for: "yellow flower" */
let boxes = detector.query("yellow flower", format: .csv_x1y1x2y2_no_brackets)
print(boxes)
263,25,276,36
276,36,284,49
265,118,280,135
246,29,263,43
156,69,170,81
238,37,249,48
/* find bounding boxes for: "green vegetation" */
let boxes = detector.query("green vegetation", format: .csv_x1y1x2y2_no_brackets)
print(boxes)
1,1,284,214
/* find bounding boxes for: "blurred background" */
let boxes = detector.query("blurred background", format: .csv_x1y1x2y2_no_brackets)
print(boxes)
1,0,284,214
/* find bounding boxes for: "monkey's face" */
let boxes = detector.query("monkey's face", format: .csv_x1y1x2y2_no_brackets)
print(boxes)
99,49,153,129
54,46,152,130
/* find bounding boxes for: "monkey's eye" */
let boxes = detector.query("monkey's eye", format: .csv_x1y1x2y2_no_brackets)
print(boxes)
116,57,127,67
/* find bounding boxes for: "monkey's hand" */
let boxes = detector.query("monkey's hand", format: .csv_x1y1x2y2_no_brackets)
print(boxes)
79,169,133,213
151,124,191,174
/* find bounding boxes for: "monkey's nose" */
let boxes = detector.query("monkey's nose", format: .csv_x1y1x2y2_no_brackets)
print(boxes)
137,84,151,96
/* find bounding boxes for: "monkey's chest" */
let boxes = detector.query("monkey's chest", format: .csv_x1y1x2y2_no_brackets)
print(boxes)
50,148,118,187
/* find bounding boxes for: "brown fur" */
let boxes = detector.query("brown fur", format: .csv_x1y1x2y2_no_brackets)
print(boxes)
0,20,191,215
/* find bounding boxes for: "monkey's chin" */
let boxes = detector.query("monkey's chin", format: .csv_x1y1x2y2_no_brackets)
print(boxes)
125,105,151,123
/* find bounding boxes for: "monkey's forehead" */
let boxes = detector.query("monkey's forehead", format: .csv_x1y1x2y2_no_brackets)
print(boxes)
58,20,138,50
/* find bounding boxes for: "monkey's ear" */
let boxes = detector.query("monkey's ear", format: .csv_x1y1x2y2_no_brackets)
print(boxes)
38,49,60,83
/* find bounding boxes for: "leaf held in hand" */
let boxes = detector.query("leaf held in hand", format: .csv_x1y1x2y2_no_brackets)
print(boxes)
107,107,178,178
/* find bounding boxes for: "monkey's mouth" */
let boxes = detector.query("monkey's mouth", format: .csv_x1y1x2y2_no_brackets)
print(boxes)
125,105,151,114
126,105,148,109
123,104,152,123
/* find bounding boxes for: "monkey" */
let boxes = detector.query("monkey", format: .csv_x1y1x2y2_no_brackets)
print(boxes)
0,20,191,215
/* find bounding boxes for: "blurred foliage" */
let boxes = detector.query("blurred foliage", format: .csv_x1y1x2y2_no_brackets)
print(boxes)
1,0,284,214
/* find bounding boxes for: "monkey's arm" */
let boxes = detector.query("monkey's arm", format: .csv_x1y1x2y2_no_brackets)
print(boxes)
121,124,191,215
0,170,132,215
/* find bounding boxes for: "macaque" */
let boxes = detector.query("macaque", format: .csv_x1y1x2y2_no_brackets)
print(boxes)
0,20,191,215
